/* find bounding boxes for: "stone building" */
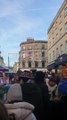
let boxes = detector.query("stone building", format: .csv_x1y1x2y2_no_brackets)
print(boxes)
19,38,48,71
0,51,5,67
13,62,19,73
48,0,67,70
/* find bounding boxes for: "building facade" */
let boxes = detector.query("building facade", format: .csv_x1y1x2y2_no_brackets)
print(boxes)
19,38,48,71
48,0,67,70
0,51,5,67
0,56,5,67
13,62,19,73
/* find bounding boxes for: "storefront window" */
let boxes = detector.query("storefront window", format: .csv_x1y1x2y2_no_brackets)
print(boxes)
35,61,38,67
42,61,45,68
28,61,31,68
22,62,25,67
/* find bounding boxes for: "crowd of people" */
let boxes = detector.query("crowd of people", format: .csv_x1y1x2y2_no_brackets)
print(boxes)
0,66,67,120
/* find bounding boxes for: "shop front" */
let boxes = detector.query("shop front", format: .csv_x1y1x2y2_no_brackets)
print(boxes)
55,54,67,67
47,62,55,70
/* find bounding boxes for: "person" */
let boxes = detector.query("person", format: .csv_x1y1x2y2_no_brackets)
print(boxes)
5,102,36,120
6,82,23,103
20,70,47,120
58,80,67,100
45,77,57,101
0,101,9,120
6,77,37,120
48,80,67,120
33,71,50,120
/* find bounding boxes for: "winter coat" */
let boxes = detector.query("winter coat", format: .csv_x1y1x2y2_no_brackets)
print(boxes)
21,83,49,120
48,96,67,120
5,102,35,120
36,83,50,120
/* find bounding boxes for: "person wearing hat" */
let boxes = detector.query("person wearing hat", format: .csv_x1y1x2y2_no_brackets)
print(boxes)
6,81,23,103
32,71,49,120
6,70,33,102
6,75,37,120
18,70,33,84
21,71,49,120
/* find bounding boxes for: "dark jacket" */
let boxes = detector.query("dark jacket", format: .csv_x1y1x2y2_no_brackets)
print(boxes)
37,83,49,110
48,96,67,120
21,83,49,120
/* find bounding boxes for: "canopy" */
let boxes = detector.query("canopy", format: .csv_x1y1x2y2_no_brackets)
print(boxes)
0,66,9,72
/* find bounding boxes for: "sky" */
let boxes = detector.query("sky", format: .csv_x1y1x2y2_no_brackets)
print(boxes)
0,0,64,66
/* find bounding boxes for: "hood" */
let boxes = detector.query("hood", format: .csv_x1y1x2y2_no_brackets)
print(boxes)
5,102,34,120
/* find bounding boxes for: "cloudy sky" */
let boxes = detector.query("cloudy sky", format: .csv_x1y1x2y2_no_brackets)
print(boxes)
0,0,64,66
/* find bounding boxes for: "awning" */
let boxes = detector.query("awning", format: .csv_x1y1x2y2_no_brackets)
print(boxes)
55,54,67,67
47,63,55,70
0,66,9,72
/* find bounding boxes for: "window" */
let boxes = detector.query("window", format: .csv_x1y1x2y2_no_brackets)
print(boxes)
34,44,39,50
42,52,45,57
59,14,62,24
53,38,54,44
22,62,25,67
65,41,67,52
53,50,55,59
35,61,38,67
42,45,45,49
56,48,59,58
28,46,32,50
34,51,39,59
28,51,32,59
42,61,45,68
60,28,63,36
28,57,32,60
56,33,58,41
28,61,31,68
22,53,26,59
64,7,67,16
22,46,26,50
49,53,51,62
60,44,63,55
65,22,67,32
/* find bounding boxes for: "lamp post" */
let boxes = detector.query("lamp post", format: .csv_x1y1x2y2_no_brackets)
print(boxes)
8,52,19,67
8,56,10,68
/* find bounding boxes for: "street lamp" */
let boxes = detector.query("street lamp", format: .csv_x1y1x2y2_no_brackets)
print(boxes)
8,56,10,68
8,52,19,67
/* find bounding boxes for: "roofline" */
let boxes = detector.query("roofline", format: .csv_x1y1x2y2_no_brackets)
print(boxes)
48,0,67,33
20,40,48,46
